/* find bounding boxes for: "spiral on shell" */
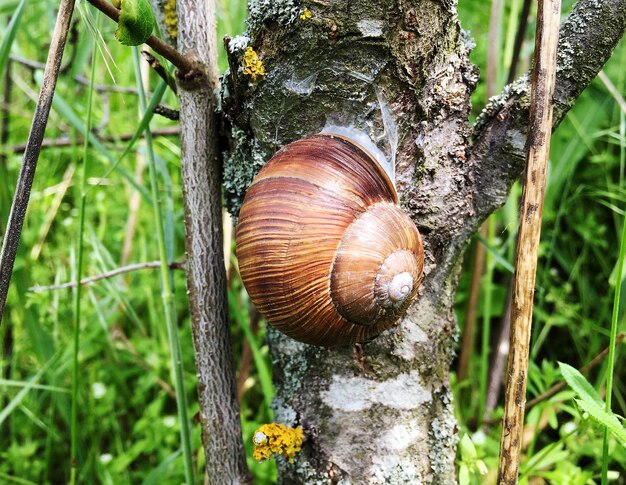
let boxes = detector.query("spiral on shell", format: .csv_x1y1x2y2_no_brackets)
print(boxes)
235,133,424,347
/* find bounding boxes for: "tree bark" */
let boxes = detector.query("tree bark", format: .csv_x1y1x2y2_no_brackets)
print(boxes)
220,0,626,482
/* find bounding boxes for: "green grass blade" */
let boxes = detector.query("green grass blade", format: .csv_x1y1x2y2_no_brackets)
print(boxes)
132,47,195,485
89,78,169,194
0,353,58,425
0,0,27,77
49,90,149,200
69,26,98,485
475,232,515,273
229,291,274,412
0,379,69,393
0,471,40,485
601,203,626,483
140,449,182,485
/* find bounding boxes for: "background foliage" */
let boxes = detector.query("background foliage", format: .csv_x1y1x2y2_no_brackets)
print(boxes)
0,0,624,483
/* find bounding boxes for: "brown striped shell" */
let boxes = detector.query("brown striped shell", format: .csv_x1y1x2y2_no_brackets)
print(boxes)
235,134,424,347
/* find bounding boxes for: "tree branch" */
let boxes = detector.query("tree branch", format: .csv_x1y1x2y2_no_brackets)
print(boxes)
173,0,250,481
469,0,626,227
85,0,203,77
9,54,143,94
8,126,180,154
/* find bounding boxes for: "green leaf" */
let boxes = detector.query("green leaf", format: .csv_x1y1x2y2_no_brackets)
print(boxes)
558,362,604,407
475,459,488,476
459,463,470,485
575,399,626,446
459,434,477,461
115,0,155,46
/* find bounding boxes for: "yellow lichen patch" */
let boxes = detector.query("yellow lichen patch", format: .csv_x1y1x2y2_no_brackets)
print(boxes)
242,47,266,82
252,423,304,463
164,0,178,39
299,7,312,20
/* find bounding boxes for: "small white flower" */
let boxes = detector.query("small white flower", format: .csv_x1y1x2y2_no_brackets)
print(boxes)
92,382,106,399
163,416,177,428
561,421,577,434
472,430,486,446
100,453,113,464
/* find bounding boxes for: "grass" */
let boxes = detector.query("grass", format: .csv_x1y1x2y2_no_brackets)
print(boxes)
455,0,626,481
0,0,624,483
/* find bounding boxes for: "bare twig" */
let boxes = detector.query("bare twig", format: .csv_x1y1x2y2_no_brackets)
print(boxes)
507,0,533,85
85,0,202,77
0,0,76,324
498,0,561,482
526,332,626,410
141,51,177,93
483,332,626,426
153,105,179,120
174,0,250,479
28,260,185,292
484,282,512,424
10,54,143,94
458,0,501,384
8,126,180,154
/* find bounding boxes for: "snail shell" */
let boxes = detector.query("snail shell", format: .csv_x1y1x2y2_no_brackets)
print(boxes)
235,133,424,347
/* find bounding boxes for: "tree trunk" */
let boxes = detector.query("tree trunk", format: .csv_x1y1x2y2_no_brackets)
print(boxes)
220,0,626,482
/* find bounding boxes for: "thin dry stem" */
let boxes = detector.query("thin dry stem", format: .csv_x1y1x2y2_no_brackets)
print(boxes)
482,332,626,427
598,70,626,115
497,0,561,481
28,261,185,292
458,228,487,381
10,54,142,94
0,0,76,324
507,0,533,85
9,127,180,154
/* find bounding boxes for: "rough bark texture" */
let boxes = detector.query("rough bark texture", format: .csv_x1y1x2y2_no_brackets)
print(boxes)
220,0,626,482
174,0,250,482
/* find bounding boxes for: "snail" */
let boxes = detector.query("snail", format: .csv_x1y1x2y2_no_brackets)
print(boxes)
235,128,424,347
